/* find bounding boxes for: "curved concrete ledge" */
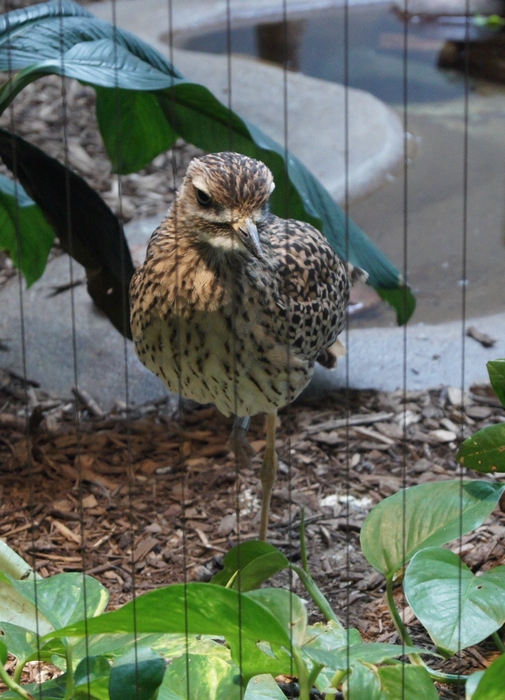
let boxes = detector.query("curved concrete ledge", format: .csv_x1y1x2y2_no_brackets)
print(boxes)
91,0,404,204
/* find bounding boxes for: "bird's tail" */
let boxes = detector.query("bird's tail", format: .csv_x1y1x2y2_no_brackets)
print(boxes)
345,262,369,286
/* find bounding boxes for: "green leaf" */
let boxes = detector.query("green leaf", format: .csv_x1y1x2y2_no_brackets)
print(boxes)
0,1,179,77
304,619,352,652
246,588,307,649
5,572,108,631
0,173,55,286
472,653,505,699
457,424,505,473
162,653,240,700
404,547,505,654
244,675,287,700
211,541,288,590
487,359,505,408
74,655,111,700
152,635,230,661
342,662,439,700
360,480,505,578
376,286,416,326
0,622,40,662
304,642,428,671
95,87,176,173
49,583,291,649
109,647,166,700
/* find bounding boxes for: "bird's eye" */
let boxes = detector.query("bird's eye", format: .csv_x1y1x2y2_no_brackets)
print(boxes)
195,188,212,207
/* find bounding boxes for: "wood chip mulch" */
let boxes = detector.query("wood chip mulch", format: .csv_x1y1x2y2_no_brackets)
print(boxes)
1,370,505,695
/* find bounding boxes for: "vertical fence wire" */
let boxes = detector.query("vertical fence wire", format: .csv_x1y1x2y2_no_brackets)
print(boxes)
457,0,471,690
280,0,296,694
342,0,353,687
3,0,44,683
401,4,410,697
165,2,192,697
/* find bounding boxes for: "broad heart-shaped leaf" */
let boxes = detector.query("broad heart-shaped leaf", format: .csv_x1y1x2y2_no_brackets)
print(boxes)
211,541,288,590
162,653,240,700
303,642,428,672
3,572,108,631
109,647,166,700
472,653,505,699
0,1,415,325
487,359,505,409
360,480,505,578
404,547,505,654
457,424,505,473
343,662,439,700
48,583,291,649
0,173,54,286
244,675,287,700
0,128,135,338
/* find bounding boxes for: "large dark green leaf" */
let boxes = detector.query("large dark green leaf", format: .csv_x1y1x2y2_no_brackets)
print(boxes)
109,647,166,700
0,128,135,338
0,0,415,323
0,0,180,77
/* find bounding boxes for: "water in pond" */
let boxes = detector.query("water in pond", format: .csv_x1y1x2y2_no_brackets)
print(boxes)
179,4,505,328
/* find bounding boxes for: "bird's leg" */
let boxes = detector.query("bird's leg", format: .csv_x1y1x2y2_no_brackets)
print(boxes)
259,411,278,541
229,415,255,468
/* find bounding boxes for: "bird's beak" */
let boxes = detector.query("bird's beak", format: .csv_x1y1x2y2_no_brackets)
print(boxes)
232,218,263,259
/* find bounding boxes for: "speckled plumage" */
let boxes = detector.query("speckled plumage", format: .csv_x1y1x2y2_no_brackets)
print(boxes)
130,152,366,538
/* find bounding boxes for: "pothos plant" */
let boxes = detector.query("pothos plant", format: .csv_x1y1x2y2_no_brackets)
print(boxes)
0,0,415,340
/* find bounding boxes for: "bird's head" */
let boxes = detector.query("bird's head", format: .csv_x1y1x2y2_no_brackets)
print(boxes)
176,152,275,260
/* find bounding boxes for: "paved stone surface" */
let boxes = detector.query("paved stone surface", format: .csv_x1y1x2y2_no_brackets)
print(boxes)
91,0,404,204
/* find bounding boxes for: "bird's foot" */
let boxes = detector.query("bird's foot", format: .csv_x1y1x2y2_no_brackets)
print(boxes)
229,417,255,469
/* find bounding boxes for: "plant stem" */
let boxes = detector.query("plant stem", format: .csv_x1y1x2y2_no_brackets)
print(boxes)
299,509,309,574
12,659,26,685
306,662,324,690
289,564,340,625
385,576,469,685
63,644,74,700
329,668,347,696
292,647,311,700
492,631,505,654
0,659,34,700
385,575,414,647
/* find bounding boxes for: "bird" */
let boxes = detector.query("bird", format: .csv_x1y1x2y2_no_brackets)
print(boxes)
130,151,367,540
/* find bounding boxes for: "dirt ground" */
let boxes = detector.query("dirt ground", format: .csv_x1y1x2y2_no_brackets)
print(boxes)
1,371,505,697
1,1,505,697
